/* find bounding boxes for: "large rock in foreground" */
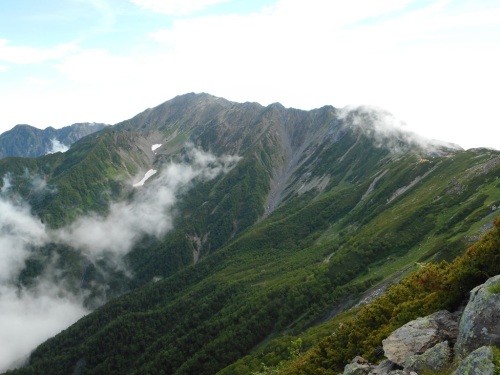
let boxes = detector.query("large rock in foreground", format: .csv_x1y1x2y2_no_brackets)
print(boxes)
455,275,500,358
404,340,451,374
454,346,495,375
382,310,459,366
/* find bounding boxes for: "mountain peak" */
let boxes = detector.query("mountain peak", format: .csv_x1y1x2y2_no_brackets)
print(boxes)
0,122,107,158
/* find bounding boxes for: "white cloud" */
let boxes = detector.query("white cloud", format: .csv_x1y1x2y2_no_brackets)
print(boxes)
339,105,461,153
0,187,87,371
130,0,231,16
1,0,499,149
47,139,70,154
0,197,48,283
56,48,136,84
0,145,240,370
54,145,241,259
0,39,79,65
0,283,87,372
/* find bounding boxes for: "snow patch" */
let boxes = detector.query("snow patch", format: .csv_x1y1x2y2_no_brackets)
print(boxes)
133,169,157,187
151,144,162,152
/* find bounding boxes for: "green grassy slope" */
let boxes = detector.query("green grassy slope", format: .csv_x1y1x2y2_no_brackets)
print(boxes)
7,143,500,375
1,94,499,374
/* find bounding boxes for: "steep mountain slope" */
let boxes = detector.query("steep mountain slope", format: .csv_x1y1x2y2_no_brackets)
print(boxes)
1,93,499,374
0,122,107,158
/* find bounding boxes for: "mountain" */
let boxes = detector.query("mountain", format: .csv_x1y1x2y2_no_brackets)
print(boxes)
0,122,107,158
0,93,499,374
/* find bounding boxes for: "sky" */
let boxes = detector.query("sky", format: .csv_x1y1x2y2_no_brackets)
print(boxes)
0,0,499,150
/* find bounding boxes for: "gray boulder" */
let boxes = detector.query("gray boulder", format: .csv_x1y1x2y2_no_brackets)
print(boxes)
404,341,451,374
455,275,500,358
454,346,495,375
382,310,459,365
343,356,373,375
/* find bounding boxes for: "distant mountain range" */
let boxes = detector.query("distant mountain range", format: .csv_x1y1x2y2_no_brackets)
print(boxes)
0,122,107,158
0,93,499,374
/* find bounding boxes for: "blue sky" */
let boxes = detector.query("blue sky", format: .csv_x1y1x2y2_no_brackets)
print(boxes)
0,0,499,149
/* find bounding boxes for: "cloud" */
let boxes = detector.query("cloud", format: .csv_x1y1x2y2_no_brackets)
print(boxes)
54,145,241,259
47,139,70,154
56,48,142,85
1,1,499,149
130,0,231,16
0,196,48,284
0,39,79,65
338,105,461,153
0,283,88,372
0,185,86,371
0,145,240,370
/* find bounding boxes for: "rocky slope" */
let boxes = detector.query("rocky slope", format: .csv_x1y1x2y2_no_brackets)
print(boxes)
341,274,500,375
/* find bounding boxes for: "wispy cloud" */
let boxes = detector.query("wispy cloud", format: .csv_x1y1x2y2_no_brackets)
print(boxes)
130,0,231,16
1,1,499,149
339,105,461,153
47,139,69,154
0,145,240,370
0,197,47,283
0,184,86,371
54,145,240,259
0,39,79,65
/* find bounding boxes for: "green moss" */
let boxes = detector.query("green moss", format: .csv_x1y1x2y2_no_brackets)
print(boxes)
493,347,500,375
487,282,500,295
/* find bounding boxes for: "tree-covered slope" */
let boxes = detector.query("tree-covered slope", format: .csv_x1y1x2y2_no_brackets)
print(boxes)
1,93,499,374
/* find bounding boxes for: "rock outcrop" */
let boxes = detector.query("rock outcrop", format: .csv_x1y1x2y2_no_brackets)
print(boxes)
382,310,459,366
343,275,500,375
455,275,500,358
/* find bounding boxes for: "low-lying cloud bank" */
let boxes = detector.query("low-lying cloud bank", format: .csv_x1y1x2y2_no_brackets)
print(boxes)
0,145,240,371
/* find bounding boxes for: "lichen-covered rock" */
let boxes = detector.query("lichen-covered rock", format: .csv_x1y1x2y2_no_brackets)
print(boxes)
382,310,459,365
368,359,398,375
404,341,451,374
343,356,373,375
454,346,494,375
455,275,500,358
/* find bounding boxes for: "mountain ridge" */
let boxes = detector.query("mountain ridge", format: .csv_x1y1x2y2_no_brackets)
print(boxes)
0,93,498,374
0,122,108,159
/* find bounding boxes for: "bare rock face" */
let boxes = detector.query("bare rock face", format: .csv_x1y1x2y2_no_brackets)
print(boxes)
455,275,500,358
454,346,495,375
382,310,459,366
